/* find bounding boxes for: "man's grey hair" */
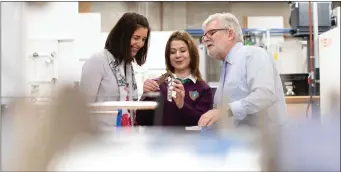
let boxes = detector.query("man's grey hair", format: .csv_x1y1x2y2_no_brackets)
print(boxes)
202,13,244,44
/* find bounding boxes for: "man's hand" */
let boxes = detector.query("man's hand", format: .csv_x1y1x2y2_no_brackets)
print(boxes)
198,109,223,127
172,79,185,109
143,79,159,93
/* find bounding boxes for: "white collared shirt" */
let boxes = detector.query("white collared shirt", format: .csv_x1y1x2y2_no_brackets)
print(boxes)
176,74,197,84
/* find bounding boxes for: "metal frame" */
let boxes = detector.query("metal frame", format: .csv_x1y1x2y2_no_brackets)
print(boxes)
188,27,322,118
185,28,292,37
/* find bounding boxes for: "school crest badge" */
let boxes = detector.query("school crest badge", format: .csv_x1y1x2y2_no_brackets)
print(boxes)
189,90,199,101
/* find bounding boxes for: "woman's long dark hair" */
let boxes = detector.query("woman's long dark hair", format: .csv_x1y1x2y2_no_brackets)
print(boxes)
105,12,151,66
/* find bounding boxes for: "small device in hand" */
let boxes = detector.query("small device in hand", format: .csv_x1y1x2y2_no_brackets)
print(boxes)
157,70,177,102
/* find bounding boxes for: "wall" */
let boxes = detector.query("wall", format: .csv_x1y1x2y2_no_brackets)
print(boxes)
26,2,78,39
0,2,80,101
88,1,290,32
1,2,27,170
229,2,290,28
25,2,79,99
90,1,129,32
1,2,27,104
332,1,341,9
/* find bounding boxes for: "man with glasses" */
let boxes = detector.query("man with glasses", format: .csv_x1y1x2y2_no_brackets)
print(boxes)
198,13,287,128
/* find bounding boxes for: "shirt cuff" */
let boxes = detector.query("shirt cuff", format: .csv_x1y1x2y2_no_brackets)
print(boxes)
229,101,247,121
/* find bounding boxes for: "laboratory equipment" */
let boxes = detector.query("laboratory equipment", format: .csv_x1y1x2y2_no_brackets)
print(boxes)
318,25,340,119
280,73,309,96
289,2,332,37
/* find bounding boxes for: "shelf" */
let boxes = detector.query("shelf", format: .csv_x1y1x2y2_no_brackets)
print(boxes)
186,28,292,37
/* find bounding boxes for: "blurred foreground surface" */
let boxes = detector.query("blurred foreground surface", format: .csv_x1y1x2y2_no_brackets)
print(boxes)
1,86,340,171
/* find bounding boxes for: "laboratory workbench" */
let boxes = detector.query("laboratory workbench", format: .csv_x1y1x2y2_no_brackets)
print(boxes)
285,96,320,104
285,96,320,119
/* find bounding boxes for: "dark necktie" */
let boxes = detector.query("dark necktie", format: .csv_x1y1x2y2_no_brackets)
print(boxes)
176,78,192,84
222,61,228,88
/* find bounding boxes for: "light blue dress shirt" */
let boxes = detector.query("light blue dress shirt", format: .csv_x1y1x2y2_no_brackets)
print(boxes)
214,42,287,127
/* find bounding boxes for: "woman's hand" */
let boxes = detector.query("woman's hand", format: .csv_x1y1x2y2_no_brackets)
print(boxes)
143,79,159,93
172,79,185,109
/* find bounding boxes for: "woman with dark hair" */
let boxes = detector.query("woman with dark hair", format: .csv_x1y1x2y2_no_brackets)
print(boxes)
136,31,213,127
80,12,151,127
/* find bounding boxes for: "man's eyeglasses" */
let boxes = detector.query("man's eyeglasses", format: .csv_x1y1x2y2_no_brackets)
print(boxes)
201,28,228,42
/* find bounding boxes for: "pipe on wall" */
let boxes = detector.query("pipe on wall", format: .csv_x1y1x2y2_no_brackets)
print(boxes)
313,2,319,69
160,2,163,31
146,2,148,18
308,1,315,88
306,1,321,118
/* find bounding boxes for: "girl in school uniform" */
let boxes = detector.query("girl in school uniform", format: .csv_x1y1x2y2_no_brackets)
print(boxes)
136,31,213,127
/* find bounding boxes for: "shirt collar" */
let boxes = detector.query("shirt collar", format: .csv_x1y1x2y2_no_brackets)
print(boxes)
224,42,244,64
176,74,197,84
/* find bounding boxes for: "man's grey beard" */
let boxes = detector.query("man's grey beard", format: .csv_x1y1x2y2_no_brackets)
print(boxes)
207,50,219,59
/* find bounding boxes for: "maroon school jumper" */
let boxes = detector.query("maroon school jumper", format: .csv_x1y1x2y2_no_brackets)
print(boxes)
136,80,213,126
